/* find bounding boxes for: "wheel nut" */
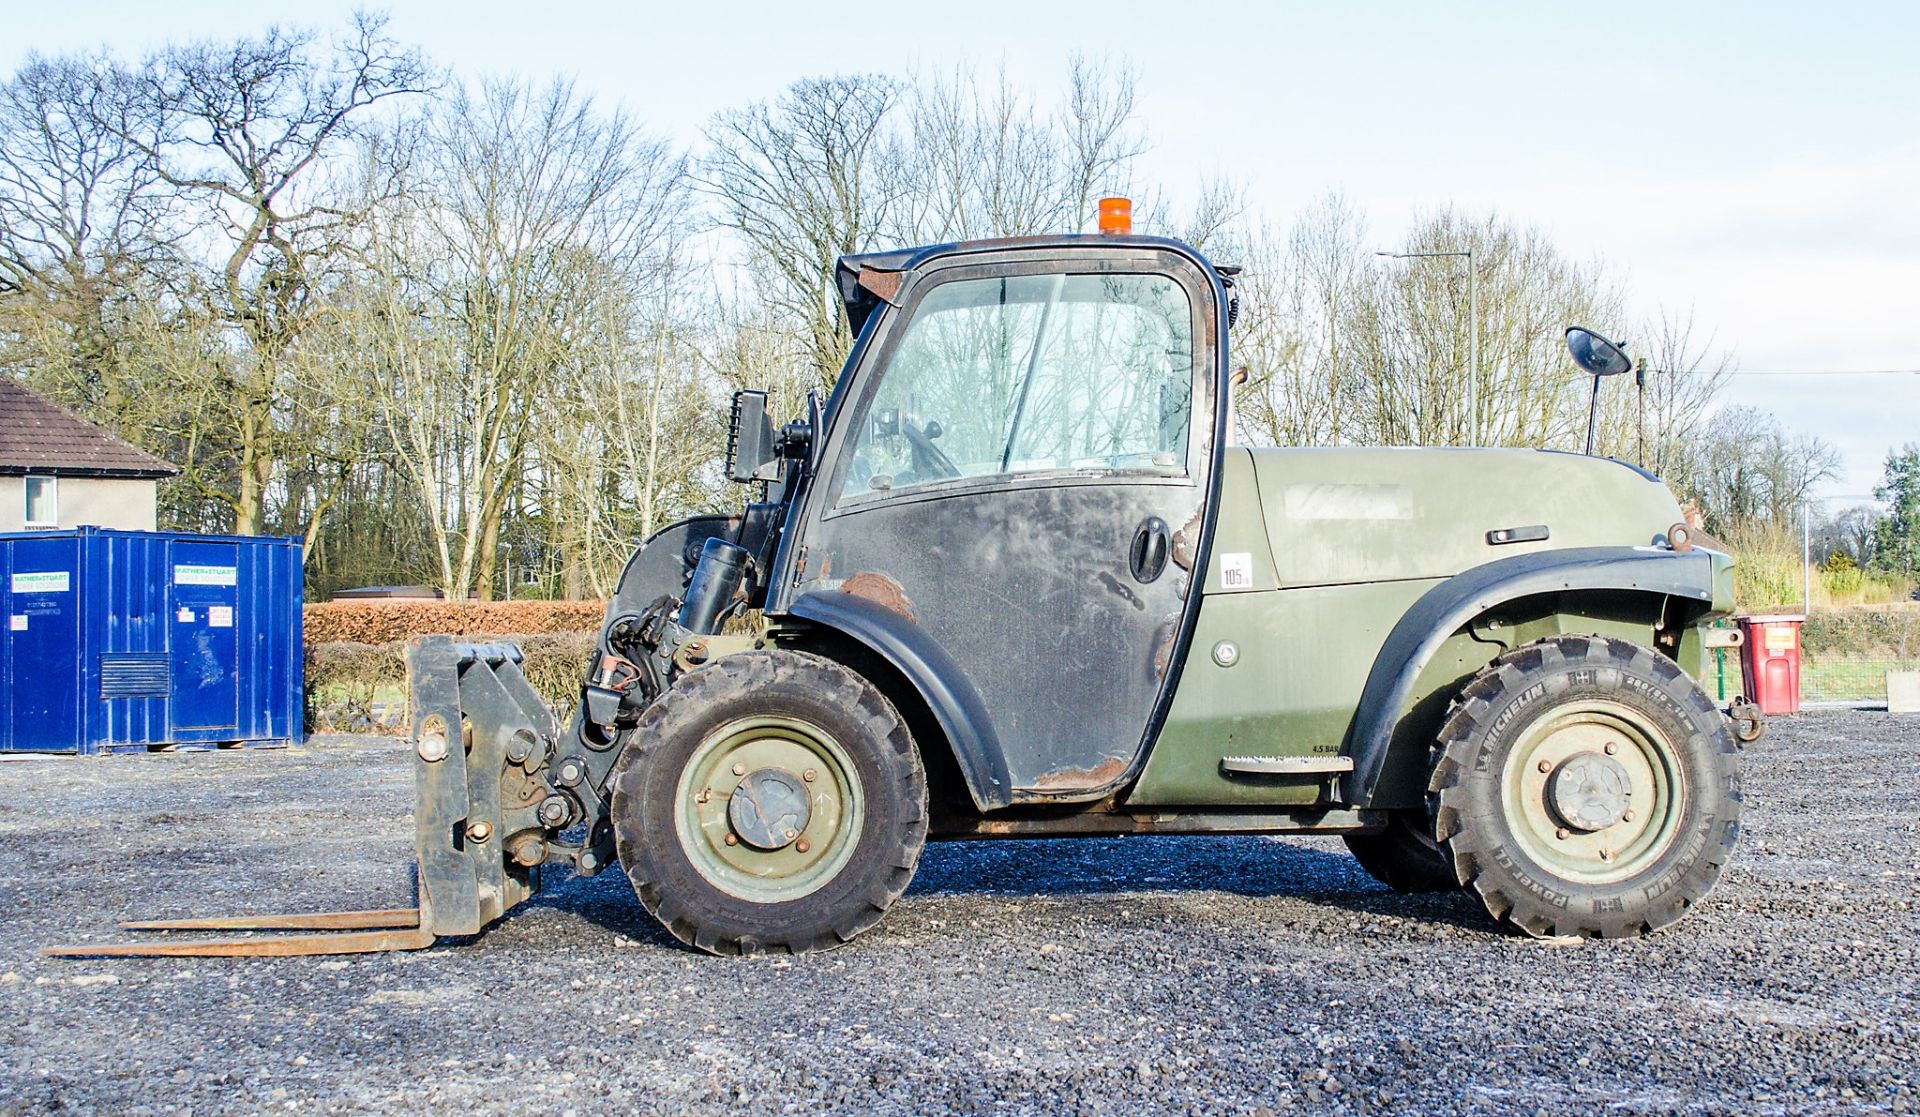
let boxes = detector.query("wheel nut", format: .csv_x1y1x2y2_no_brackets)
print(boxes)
1555,827,1570,840
1537,759,1552,773
796,838,811,853
724,833,738,846
1622,809,1636,823
1604,742,1619,755
803,768,817,783
732,762,747,777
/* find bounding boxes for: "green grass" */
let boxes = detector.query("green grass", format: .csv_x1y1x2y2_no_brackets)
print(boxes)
1801,657,1920,703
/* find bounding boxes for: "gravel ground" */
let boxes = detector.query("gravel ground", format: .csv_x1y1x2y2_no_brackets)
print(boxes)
1,709,1916,1116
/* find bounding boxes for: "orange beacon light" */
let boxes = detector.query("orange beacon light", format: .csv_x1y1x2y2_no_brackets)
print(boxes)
1097,196,1132,235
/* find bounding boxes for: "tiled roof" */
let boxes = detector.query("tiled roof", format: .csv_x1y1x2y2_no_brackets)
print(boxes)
0,377,177,478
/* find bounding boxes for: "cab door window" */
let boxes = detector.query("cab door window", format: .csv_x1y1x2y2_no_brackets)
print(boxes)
839,272,1193,501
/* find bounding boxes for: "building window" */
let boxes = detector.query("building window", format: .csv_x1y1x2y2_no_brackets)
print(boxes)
23,475,57,527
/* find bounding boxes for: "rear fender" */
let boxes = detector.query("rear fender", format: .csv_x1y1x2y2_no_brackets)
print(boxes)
782,591,1013,811
1342,546,1720,806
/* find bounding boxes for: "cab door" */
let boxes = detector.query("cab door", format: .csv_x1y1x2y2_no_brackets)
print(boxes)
783,246,1222,802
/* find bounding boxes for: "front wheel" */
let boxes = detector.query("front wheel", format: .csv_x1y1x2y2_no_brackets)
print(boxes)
1430,634,1742,939
611,651,927,955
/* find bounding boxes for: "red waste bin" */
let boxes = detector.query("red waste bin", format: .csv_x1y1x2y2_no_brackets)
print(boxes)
1737,613,1805,715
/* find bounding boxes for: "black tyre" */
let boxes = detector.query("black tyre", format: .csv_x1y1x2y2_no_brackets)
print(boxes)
611,650,927,955
1430,634,1742,939
1344,811,1460,892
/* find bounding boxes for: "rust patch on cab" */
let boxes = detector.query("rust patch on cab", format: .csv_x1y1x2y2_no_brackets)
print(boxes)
839,571,917,623
1170,507,1204,572
1026,754,1128,792
857,267,903,304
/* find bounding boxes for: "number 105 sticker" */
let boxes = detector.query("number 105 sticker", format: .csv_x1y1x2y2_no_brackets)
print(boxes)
1219,552,1254,590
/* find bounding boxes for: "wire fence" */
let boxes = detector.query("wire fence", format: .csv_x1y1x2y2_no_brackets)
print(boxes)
1688,605,1920,707
1800,654,1920,705
1702,646,1920,706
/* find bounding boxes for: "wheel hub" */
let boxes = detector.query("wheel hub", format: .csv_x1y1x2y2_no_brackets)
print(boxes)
727,767,812,850
1547,750,1633,832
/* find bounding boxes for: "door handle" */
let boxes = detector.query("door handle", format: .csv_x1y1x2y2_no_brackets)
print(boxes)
1130,517,1170,584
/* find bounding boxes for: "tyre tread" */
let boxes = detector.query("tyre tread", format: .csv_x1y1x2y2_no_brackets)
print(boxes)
611,650,928,956
1428,634,1742,941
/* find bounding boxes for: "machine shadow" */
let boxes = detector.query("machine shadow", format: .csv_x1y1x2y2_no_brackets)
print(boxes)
510,868,684,949
908,834,1494,932
517,833,1494,946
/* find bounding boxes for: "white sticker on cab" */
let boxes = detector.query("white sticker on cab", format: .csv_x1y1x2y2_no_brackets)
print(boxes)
1219,552,1255,590
208,605,233,628
8,614,24,631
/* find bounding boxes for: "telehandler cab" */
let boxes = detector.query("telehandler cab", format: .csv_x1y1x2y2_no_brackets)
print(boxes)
52,221,1751,958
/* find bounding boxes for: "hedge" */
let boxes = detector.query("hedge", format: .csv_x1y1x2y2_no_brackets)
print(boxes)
1799,605,1919,659
303,600,606,644
306,631,596,734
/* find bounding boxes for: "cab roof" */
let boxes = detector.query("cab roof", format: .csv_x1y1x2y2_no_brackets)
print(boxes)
834,233,1221,336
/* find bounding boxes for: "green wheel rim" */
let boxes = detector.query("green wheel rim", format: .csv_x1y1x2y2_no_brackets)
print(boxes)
673,715,864,903
1500,699,1686,885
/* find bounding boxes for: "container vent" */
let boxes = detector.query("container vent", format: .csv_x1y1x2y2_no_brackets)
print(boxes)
99,655,169,699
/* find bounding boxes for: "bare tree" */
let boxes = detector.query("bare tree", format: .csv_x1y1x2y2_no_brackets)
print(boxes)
1370,209,1624,449
1231,194,1373,447
0,51,177,420
534,235,721,599
1677,404,1839,532
888,57,1146,243
703,76,899,387
358,76,689,600
1621,307,1733,478
1815,504,1881,569
117,14,429,534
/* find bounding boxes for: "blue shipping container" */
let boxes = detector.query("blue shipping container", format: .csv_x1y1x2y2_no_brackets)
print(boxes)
0,528,304,753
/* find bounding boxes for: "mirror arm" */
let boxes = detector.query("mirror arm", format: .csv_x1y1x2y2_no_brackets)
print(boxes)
1585,372,1603,456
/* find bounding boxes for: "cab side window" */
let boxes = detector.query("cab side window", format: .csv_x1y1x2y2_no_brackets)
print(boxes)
840,272,1193,501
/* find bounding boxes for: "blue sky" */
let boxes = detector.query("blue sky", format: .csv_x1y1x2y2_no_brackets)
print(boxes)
10,0,1917,501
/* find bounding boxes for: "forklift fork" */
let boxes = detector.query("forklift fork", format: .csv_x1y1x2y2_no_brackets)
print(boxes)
45,639,554,958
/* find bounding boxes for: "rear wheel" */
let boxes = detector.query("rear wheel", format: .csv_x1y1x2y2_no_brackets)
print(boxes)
1430,634,1741,939
611,650,927,954
1344,811,1459,892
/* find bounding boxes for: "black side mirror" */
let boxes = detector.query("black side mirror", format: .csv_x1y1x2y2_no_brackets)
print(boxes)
1566,327,1633,378
726,390,779,483
1566,327,1633,456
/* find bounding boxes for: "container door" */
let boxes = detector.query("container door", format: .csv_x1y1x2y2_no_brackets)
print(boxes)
2,535,83,752
169,540,239,737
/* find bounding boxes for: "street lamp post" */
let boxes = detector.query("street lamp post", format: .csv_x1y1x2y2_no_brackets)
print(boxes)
1378,248,1478,445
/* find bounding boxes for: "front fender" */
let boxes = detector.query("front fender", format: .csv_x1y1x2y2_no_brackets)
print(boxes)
1342,546,1718,806
783,591,1014,811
